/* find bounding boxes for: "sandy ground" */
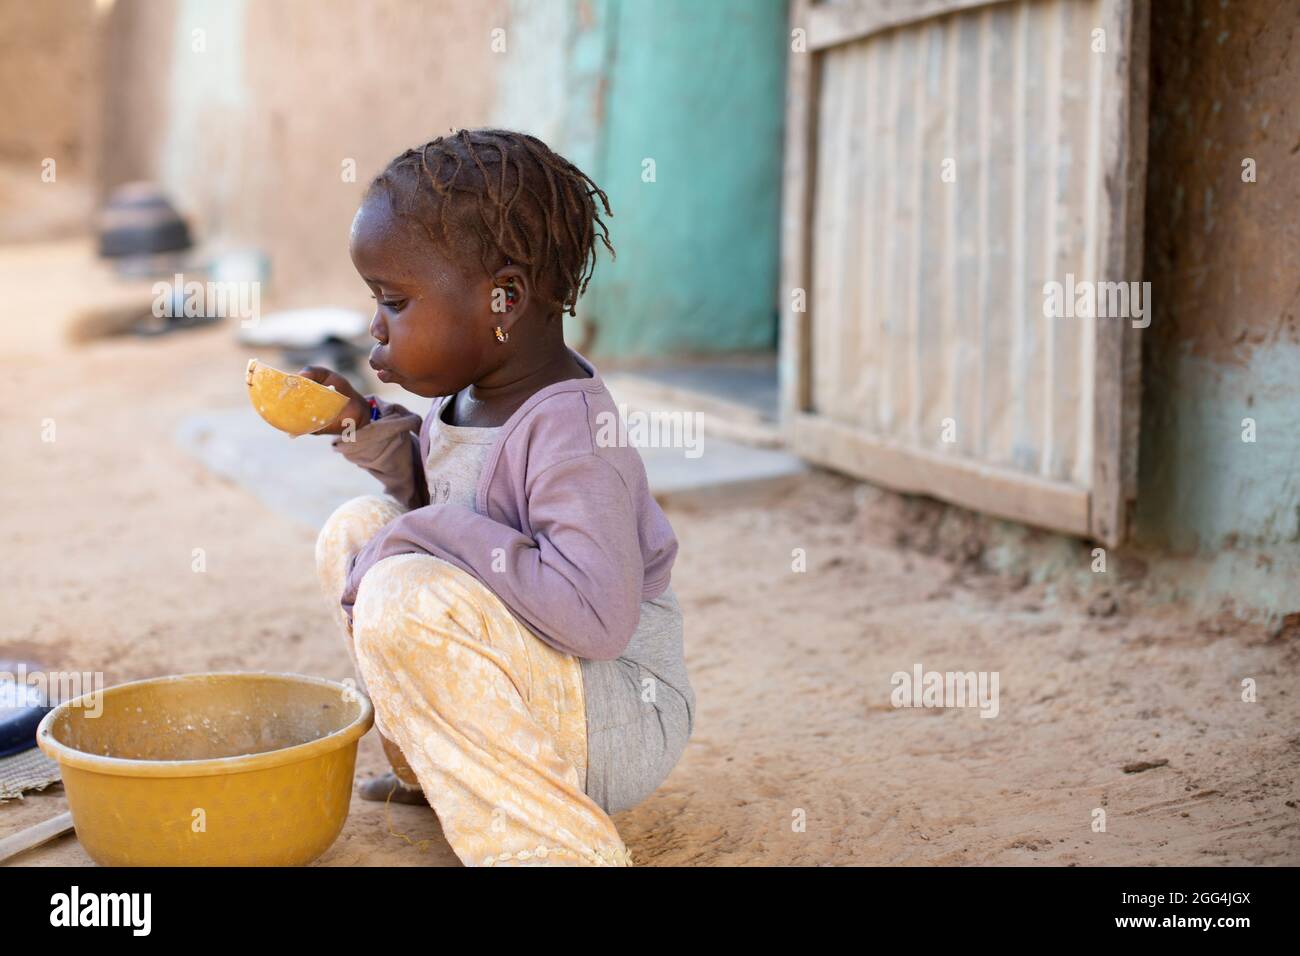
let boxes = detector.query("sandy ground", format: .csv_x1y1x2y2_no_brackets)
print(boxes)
2,323,1298,866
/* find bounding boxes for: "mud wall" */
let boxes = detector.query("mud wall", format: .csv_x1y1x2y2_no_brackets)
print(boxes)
0,0,99,241
1139,0,1300,573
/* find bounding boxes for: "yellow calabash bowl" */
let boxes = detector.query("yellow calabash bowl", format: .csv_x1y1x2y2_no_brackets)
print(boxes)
36,672,373,867
245,358,350,436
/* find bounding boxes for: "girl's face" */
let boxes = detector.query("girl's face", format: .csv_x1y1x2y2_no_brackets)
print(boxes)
349,193,498,398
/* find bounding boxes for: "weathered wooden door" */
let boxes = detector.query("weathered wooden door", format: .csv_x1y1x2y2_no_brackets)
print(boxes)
780,0,1148,545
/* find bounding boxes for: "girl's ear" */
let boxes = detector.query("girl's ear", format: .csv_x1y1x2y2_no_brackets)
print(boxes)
489,264,528,338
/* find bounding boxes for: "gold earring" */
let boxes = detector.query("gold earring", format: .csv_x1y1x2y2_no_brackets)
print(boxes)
494,326,509,343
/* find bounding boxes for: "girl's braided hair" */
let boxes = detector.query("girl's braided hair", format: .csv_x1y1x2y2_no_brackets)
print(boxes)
367,128,613,317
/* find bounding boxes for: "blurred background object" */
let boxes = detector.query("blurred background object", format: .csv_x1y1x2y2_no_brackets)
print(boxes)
97,181,192,259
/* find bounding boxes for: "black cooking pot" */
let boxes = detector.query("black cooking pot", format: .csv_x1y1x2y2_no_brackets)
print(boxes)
97,181,193,258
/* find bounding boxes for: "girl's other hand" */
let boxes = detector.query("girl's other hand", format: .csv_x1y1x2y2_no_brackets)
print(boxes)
297,365,369,435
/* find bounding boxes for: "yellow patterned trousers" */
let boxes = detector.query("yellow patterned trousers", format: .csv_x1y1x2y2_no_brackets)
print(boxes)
316,495,631,867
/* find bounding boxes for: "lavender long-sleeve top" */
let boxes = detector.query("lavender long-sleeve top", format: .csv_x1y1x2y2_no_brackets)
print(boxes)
333,350,678,662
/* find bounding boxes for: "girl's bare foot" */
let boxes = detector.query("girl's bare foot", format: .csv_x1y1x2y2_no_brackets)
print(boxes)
358,772,428,805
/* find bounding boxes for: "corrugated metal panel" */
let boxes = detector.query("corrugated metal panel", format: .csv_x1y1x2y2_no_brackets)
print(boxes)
808,0,1104,487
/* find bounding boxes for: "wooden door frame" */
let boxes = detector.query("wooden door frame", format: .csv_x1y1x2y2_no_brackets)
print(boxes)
779,0,1148,546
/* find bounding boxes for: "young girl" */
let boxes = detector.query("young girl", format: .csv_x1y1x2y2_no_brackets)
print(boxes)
303,129,694,867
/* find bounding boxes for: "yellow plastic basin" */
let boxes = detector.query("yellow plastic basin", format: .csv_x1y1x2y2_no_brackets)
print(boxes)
245,359,350,436
37,672,373,867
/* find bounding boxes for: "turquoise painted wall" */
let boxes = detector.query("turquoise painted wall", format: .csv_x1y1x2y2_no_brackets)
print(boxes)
1134,345,1300,618
492,0,787,358
1137,345,1300,553
581,0,787,357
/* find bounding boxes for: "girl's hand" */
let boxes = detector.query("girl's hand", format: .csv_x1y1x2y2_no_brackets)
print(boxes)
297,365,369,435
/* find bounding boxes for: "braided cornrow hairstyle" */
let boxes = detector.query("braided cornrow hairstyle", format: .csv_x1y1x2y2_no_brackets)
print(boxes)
367,128,614,318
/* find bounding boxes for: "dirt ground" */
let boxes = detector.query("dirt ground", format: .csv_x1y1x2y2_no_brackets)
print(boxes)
2,323,1298,866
